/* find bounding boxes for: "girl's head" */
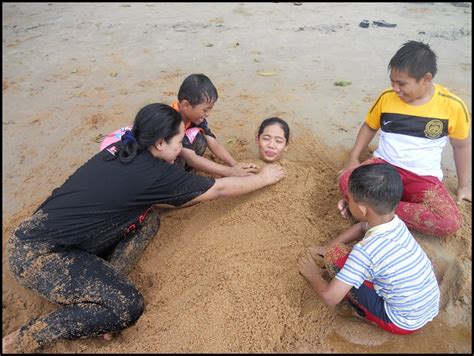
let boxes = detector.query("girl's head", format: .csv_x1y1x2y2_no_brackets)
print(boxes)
118,103,184,164
177,74,218,125
256,117,290,163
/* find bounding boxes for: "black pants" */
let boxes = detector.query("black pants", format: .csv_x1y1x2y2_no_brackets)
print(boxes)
6,207,160,353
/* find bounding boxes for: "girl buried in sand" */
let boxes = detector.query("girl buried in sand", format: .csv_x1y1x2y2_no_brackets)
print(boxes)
256,117,290,163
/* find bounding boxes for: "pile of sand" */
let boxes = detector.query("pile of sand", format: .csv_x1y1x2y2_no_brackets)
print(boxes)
2,133,471,353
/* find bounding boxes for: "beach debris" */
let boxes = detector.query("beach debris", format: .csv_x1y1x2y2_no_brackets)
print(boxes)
258,71,277,76
109,71,118,77
94,133,105,143
71,68,78,74
359,20,370,28
204,42,214,47
451,2,471,7
334,80,351,87
372,20,397,28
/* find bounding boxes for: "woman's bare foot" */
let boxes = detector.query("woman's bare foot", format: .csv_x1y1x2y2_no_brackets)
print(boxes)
337,199,351,219
102,333,114,341
2,329,20,354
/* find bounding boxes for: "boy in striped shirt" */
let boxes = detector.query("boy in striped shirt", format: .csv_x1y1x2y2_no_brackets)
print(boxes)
299,163,440,334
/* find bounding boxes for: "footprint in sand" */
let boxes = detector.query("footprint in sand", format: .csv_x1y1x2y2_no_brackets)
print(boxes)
332,303,390,346
432,251,470,326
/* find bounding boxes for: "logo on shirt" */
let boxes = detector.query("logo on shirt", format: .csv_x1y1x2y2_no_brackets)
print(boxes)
424,120,444,139
106,145,118,156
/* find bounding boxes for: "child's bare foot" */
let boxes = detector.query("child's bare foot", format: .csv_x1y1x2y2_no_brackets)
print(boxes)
2,329,20,353
337,199,351,219
102,333,114,341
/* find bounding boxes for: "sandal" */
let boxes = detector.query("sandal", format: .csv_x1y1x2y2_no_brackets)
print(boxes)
372,20,397,28
359,20,370,28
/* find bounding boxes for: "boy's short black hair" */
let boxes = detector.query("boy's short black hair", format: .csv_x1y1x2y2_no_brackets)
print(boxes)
349,163,403,215
388,40,437,81
177,74,218,106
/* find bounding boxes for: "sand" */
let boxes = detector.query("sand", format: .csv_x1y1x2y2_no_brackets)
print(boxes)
2,2,471,353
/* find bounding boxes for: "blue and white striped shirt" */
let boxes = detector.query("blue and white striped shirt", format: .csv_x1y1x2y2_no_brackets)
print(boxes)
335,215,440,330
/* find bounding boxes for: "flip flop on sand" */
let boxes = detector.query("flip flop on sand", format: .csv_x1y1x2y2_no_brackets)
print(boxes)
372,20,397,28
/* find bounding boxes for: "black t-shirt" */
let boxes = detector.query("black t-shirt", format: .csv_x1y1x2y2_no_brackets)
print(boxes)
15,145,215,255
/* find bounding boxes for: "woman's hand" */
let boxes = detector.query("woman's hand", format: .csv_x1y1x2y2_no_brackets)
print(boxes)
259,163,285,184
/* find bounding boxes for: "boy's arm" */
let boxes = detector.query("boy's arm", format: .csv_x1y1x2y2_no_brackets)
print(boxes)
179,147,237,177
450,136,472,203
309,222,367,256
341,123,378,172
205,135,238,167
332,221,367,244
298,252,352,305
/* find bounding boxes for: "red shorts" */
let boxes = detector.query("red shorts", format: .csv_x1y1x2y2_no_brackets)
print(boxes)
338,158,462,237
325,244,419,335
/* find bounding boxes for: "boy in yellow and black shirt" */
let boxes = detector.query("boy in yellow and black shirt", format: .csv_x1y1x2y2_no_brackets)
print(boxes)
338,40,470,237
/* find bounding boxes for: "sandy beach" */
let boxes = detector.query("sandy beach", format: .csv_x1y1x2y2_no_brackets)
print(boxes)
2,2,472,353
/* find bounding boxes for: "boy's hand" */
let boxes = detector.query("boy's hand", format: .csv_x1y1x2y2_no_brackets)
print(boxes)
338,157,360,177
298,252,323,281
337,199,351,219
233,162,260,174
456,185,472,204
308,245,327,258
238,162,260,170
230,163,260,177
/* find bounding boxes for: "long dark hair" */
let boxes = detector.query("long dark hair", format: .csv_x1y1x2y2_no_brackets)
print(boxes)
257,117,290,144
116,103,183,163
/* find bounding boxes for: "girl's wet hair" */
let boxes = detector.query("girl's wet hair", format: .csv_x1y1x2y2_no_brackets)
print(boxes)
388,40,437,81
114,103,183,164
257,117,290,144
177,74,218,106
349,163,403,215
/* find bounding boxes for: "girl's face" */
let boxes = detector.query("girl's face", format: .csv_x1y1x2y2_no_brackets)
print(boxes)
257,124,288,163
154,122,185,164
